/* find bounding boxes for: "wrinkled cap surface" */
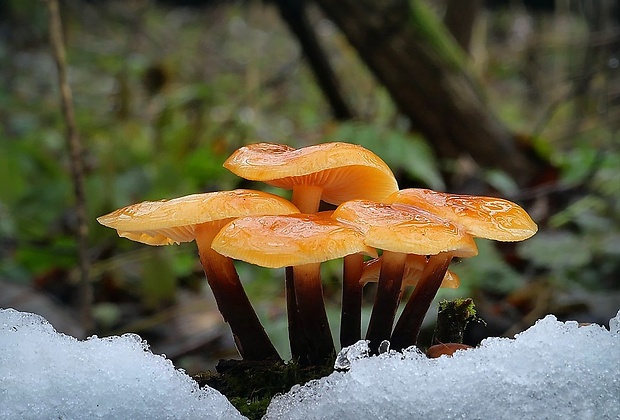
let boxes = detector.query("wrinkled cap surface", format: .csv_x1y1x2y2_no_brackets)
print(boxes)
97,189,299,245
223,142,399,205
386,188,538,242
360,255,460,288
332,200,478,257
211,212,377,268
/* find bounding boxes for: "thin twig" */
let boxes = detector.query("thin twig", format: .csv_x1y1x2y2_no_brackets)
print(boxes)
46,0,92,333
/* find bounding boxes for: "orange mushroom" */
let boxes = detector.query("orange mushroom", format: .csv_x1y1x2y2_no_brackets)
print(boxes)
352,254,459,349
360,254,460,290
97,189,299,361
332,200,477,352
426,343,472,358
385,188,538,242
223,142,399,213
224,142,399,356
212,212,377,365
385,189,538,350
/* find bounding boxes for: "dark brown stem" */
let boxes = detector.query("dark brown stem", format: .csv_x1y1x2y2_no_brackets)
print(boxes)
285,266,305,359
196,225,280,361
47,0,92,334
292,263,335,366
287,187,334,365
365,250,407,353
390,253,453,351
340,253,365,348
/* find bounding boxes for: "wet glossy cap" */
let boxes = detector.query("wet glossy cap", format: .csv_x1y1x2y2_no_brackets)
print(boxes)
332,200,478,257
211,212,378,268
223,142,399,205
386,188,538,242
360,254,460,288
96,189,300,245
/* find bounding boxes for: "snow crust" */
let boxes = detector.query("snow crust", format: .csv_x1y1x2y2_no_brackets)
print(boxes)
0,308,244,419
266,310,620,420
2,307,619,420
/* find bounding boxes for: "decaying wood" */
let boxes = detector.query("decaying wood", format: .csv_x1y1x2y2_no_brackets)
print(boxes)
313,0,546,186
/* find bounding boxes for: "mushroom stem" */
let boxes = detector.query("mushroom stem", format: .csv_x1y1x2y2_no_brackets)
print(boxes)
291,262,335,366
390,252,453,351
340,253,365,347
365,250,407,353
291,185,323,213
285,266,304,359
195,224,280,361
289,184,334,364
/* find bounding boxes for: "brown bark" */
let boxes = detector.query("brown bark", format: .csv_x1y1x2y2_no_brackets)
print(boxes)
274,0,354,120
443,0,482,52
313,0,545,187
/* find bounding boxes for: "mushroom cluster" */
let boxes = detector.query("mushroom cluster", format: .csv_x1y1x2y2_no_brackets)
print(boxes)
98,142,537,366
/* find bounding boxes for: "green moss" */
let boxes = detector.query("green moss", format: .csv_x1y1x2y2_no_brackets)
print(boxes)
432,298,484,345
194,358,334,420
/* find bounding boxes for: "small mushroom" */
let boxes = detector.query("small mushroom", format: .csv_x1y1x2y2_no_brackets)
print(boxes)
224,142,398,357
386,189,538,350
360,254,460,290
426,343,472,358
353,255,459,349
211,212,377,365
332,200,477,352
97,189,299,361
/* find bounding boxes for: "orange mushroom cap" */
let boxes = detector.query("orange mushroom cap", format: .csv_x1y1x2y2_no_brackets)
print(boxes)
223,142,399,205
96,189,300,245
332,200,478,258
360,255,460,288
386,188,538,242
211,212,378,268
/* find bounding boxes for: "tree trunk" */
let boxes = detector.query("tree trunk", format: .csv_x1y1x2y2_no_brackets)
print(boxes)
274,0,354,120
443,0,482,52
313,0,545,187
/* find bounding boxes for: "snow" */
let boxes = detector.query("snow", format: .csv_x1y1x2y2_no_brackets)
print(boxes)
2,307,619,420
0,308,244,419
266,310,620,420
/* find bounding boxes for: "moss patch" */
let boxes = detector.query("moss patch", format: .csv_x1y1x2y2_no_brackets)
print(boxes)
194,358,334,419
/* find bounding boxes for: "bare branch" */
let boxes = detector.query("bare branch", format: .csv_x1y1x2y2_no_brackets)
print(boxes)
46,0,92,333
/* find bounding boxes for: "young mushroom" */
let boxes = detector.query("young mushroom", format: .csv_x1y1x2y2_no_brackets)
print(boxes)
211,212,377,366
97,189,299,361
386,188,538,350
332,200,478,353
346,254,459,349
426,343,473,358
224,142,398,356
360,254,460,291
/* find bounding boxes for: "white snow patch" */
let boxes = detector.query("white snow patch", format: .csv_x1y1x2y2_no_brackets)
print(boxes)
0,308,245,419
266,310,620,420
